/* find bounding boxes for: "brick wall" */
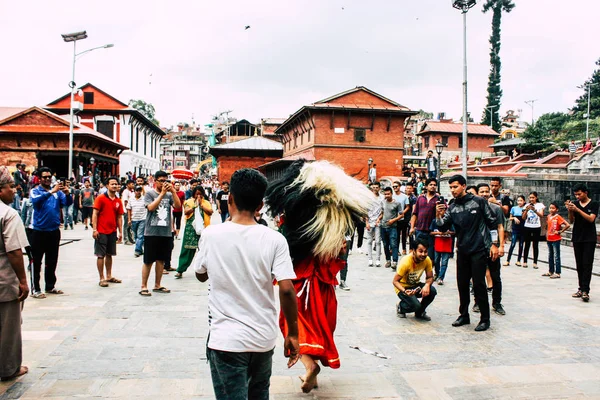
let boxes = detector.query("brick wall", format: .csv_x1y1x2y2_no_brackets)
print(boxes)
0,151,38,169
315,147,404,183
217,155,280,182
420,133,496,160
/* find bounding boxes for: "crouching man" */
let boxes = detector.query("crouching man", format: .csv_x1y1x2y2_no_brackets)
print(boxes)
392,239,436,320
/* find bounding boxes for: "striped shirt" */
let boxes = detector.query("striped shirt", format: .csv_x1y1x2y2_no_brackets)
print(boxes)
127,196,147,221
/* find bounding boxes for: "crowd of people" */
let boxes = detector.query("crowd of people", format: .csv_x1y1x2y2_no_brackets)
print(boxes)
0,162,597,400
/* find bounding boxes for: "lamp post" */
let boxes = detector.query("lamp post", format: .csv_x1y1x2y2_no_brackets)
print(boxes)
62,30,113,180
452,0,476,179
486,104,498,130
435,140,446,188
367,157,373,183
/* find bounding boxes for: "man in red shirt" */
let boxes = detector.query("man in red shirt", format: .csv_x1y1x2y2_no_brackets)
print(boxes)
172,181,185,239
92,177,124,287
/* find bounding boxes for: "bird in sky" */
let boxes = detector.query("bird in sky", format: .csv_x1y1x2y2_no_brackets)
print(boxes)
245,25,251,30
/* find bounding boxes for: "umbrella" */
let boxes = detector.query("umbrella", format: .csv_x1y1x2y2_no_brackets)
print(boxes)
171,168,194,180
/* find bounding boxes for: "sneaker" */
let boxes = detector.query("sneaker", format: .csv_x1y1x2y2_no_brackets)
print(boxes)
415,312,431,321
493,303,506,315
397,311,406,318
438,280,444,285
368,259,373,267
376,261,381,268
70,224,74,229
391,262,397,269
472,304,480,313
339,281,350,291
385,260,391,268
487,287,493,295
85,225,89,230
348,250,352,255
134,253,141,258
174,273,183,279
572,290,583,298
582,292,590,302
402,250,407,256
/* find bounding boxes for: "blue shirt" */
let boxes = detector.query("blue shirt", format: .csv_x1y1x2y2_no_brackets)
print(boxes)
31,186,66,231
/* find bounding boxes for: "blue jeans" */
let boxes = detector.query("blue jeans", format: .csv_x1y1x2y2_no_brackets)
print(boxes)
547,240,561,274
207,347,274,400
62,205,73,227
435,252,451,280
131,220,145,255
220,211,229,223
415,230,435,262
381,226,398,263
507,230,523,262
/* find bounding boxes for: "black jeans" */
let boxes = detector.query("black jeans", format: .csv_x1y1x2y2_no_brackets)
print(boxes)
488,256,502,305
349,222,365,251
397,283,437,315
207,347,274,400
457,250,490,323
573,241,595,293
522,226,541,264
30,229,61,292
397,220,409,252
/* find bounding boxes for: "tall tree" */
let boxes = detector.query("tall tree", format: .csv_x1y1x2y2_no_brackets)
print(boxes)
480,0,515,133
571,58,600,120
129,99,160,126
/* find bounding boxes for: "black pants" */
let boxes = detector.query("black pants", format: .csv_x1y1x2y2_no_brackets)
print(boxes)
30,229,61,292
349,222,365,251
457,250,490,323
573,241,595,293
340,240,350,281
522,226,541,264
397,283,437,314
173,211,183,231
397,220,409,252
164,232,175,268
488,256,502,305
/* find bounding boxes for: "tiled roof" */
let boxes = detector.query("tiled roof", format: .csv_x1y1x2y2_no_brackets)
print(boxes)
419,121,499,136
261,118,286,125
314,86,410,110
489,137,525,147
211,136,282,151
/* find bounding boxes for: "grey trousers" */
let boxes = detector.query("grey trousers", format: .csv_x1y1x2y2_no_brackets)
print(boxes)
366,225,381,262
0,299,22,378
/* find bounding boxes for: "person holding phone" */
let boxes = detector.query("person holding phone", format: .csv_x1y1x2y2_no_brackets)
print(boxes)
522,192,545,269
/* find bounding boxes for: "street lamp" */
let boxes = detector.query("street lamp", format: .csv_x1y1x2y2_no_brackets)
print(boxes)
367,157,373,183
62,30,113,181
486,105,498,130
452,0,476,179
435,141,446,188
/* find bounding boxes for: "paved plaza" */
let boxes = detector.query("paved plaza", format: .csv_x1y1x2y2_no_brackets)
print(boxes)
1,219,600,400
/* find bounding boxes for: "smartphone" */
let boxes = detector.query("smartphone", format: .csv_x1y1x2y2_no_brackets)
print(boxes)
438,196,445,204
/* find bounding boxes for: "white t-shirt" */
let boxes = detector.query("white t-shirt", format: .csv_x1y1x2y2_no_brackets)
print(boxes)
524,202,545,228
194,222,296,352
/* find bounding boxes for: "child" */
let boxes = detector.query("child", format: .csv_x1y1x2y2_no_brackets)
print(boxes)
429,219,454,285
544,201,570,279
338,234,352,291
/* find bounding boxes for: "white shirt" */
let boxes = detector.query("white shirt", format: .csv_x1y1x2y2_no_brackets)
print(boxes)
121,188,134,207
194,222,296,352
524,202,545,228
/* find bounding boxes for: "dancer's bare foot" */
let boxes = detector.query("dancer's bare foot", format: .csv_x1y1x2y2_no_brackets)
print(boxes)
300,363,320,393
1,366,28,381
299,374,319,390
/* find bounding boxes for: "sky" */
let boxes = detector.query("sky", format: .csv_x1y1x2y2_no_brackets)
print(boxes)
1,0,599,130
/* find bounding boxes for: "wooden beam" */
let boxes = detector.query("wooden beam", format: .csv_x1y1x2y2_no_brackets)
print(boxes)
307,109,316,129
330,111,334,129
387,114,391,132
371,113,375,131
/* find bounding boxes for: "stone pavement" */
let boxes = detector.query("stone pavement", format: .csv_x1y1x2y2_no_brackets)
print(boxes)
1,220,600,399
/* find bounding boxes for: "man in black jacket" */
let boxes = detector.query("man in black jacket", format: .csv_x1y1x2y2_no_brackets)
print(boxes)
436,175,499,332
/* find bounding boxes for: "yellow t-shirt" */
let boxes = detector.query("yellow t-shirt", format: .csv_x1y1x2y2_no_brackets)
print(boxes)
394,255,432,294
184,198,212,227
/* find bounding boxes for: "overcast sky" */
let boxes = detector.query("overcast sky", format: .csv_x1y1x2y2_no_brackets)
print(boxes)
1,0,599,129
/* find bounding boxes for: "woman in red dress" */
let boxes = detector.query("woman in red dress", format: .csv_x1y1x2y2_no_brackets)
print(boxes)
266,160,373,393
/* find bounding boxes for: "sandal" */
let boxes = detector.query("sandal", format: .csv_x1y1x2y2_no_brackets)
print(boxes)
45,288,64,295
541,273,552,277
99,280,109,287
1,366,28,381
503,261,509,266
139,289,152,296
572,290,583,298
533,264,539,269
107,277,122,283
32,292,46,299
162,270,169,275
152,287,171,293
174,273,182,279
550,274,561,279
522,264,528,268
515,261,521,267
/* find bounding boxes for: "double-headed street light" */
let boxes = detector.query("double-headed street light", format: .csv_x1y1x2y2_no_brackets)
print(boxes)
452,0,477,179
435,140,446,188
62,31,113,180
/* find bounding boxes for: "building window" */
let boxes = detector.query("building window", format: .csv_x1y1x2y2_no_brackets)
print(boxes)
96,120,114,139
441,135,448,146
505,132,514,139
458,137,463,148
130,126,134,149
136,128,140,152
83,92,94,104
424,136,430,148
354,128,366,143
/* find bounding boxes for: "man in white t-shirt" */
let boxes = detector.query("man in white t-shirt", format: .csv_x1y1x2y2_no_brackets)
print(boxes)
194,168,299,400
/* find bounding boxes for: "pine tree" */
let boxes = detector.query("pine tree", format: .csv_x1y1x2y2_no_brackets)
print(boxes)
481,0,515,133
571,58,600,120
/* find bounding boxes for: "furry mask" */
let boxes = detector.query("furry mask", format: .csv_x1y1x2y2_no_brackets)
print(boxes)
265,160,375,262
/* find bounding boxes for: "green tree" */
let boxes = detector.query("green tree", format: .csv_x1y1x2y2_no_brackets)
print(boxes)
129,99,160,126
480,0,515,133
535,112,570,136
519,124,550,153
571,58,600,120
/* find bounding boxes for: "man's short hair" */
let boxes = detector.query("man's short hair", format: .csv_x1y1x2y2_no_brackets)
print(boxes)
190,179,198,184
230,169,267,212
383,187,393,193
573,183,589,194
105,176,119,185
477,183,490,191
37,167,52,177
370,181,380,187
550,201,560,208
414,238,430,250
427,150,433,154
425,178,437,186
222,181,229,186
405,182,414,187
154,170,168,180
448,174,466,185
466,185,477,193
393,180,401,186
126,180,134,185
490,177,502,184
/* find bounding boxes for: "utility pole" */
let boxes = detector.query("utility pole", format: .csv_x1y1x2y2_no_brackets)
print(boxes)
486,105,498,129
585,83,598,141
524,99,538,126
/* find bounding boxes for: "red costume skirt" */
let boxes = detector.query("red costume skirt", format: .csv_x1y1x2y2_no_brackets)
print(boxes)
279,256,344,369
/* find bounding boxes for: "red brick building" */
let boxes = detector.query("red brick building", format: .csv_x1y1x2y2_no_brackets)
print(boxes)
0,107,127,177
260,86,418,181
417,121,499,161
209,136,283,182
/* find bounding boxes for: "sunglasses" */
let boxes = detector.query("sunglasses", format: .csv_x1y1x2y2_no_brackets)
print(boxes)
41,176,52,180
392,186,399,188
